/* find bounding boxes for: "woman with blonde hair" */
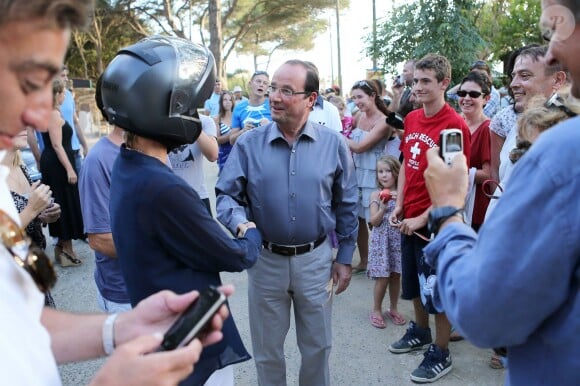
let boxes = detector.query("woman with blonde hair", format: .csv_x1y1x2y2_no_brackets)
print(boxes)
3,129,61,305
510,89,579,162
40,78,85,266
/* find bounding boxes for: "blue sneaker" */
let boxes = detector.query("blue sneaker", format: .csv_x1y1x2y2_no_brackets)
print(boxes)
388,321,433,353
410,344,452,383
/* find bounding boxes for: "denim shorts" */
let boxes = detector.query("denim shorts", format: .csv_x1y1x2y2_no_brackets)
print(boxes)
401,230,439,314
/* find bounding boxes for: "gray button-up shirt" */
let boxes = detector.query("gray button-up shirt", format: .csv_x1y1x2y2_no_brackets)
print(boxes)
216,121,358,264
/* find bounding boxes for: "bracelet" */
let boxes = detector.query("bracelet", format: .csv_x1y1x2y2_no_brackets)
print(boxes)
102,313,118,356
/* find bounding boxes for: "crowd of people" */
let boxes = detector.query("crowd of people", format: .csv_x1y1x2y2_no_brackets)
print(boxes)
1,0,578,385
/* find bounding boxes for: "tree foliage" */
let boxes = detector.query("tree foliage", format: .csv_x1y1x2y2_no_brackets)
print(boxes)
66,0,149,80
366,0,486,85
476,0,542,62
70,0,348,82
365,0,543,85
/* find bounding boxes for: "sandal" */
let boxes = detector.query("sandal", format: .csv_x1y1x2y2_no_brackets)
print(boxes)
489,354,505,369
450,326,464,342
369,311,386,329
58,250,82,267
352,265,367,274
384,309,406,326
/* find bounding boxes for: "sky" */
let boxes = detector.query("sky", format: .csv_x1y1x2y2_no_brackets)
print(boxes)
228,0,395,95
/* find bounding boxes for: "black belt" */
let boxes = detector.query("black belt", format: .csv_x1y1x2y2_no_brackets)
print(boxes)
263,236,326,256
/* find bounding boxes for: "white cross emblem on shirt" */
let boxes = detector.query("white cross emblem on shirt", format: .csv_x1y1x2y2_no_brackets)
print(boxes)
410,142,421,160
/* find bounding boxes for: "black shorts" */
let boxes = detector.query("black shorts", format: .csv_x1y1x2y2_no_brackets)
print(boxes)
401,230,439,314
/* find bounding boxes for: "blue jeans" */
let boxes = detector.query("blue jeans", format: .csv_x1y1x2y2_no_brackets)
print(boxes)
73,150,83,174
96,291,132,313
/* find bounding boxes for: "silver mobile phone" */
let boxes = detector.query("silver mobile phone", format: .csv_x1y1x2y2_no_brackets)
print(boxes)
439,129,463,166
157,286,226,351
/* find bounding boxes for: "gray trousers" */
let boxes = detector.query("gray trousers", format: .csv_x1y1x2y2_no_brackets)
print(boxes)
248,240,334,386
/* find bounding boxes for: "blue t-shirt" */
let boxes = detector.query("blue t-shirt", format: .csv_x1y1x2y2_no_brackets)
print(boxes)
78,137,129,303
231,99,271,129
203,92,221,117
60,89,80,151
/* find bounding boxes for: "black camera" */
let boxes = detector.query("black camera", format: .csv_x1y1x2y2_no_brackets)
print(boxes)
386,112,404,131
393,74,404,88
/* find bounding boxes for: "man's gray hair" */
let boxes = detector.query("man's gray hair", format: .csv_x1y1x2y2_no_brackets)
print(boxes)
0,0,93,29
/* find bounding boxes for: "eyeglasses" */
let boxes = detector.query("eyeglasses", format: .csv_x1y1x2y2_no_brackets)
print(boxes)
267,86,311,98
457,90,484,98
544,93,577,117
0,210,56,293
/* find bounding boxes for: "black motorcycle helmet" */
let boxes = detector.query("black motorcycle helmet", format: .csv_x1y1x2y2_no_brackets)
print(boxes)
100,35,216,150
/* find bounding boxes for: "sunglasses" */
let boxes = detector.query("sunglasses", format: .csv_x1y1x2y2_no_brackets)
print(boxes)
544,93,577,117
457,90,484,98
0,210,56,293
354,80,372,90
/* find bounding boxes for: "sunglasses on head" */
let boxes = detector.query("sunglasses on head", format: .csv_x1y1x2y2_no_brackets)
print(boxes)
457,90,484,98
354,80,371,89
0,210,56,293
544,93,577,117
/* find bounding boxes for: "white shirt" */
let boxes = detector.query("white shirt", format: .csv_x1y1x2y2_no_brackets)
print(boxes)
309,99,342,132
168,115,217,199
0,151,61,385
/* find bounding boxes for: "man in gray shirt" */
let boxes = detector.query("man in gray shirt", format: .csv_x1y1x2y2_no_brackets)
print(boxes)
216,59,358,386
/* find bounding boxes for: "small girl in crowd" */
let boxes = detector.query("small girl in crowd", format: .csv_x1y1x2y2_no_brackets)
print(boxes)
328,95,354,138
367,155,405,329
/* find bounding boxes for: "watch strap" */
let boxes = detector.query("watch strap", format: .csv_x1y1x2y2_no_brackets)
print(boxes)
428,207,464,236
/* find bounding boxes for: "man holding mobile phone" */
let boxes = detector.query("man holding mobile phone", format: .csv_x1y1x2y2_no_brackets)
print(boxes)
0,2,231,385
421,1,580,384
388,54,470,383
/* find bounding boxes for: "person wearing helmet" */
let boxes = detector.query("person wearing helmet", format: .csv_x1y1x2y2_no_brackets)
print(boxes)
103,35,263,385
0,2,232,386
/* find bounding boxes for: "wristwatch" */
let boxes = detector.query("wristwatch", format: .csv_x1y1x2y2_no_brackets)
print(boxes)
428,206,464,235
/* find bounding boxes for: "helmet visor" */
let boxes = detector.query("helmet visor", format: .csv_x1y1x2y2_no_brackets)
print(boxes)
146,36,211,122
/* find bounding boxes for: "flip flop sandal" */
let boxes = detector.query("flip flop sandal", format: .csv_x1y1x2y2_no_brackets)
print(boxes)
385,310,406,326
489,354,505,369
369,312,386,329
450,326,465,342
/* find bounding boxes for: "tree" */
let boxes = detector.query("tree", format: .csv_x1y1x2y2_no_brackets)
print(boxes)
66,0,148,80
126,0,347,80
366,0,487,85
476,0,542,62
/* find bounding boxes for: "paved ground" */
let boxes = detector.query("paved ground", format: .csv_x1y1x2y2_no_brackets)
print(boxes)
56,135,505,385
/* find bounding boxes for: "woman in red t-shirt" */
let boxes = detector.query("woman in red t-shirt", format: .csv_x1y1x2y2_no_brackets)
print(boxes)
458,71,492,231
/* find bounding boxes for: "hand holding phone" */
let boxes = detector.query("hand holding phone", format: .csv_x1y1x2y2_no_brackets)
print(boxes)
439,129,463,166
157,286,227,351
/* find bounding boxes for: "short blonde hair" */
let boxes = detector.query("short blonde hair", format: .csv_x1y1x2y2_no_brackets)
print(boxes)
52,78,65,108
518,88,580,144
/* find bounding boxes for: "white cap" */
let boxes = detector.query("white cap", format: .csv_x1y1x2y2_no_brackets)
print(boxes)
233,86,243,93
